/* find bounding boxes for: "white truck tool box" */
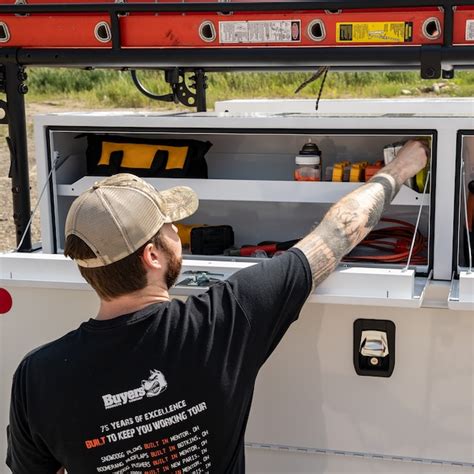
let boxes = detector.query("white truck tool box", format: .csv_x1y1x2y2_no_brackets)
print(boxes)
0,99,473,473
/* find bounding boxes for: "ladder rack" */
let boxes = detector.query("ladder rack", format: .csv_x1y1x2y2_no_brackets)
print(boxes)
0,1,472,74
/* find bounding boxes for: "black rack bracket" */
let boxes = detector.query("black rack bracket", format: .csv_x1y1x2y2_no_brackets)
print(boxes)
420,46,442,79
1,63,31,251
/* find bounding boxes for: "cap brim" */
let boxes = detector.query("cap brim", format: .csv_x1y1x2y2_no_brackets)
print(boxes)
159,186,199,223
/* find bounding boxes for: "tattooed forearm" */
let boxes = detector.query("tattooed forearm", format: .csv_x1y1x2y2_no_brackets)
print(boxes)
296,233,340,287
295,169,404,288
370,174,399,207
295,139,429,287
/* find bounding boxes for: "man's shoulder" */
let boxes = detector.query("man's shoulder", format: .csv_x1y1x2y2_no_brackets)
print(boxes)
17,327,82,374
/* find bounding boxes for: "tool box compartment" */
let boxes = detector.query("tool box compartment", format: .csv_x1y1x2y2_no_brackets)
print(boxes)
32,106,443,307
449,132,474,309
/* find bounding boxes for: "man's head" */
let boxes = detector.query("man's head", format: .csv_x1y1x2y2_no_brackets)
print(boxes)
64,173,198,300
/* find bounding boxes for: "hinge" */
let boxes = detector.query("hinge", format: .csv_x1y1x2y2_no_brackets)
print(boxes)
245,442,474,469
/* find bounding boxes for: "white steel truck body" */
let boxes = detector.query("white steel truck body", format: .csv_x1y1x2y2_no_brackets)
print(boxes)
0,99,473,473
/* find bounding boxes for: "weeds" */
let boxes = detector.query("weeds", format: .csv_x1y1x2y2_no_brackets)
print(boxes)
26,68,474,108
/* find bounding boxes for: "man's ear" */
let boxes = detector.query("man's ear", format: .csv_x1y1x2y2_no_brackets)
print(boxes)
141,243,164,271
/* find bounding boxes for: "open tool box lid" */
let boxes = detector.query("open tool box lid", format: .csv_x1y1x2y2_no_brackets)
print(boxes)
448,130,474,310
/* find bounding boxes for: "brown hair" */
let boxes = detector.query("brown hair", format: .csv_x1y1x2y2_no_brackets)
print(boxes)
64,232,163,301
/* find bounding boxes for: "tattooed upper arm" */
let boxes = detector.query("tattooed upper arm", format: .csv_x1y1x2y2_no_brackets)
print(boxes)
295,172,403,288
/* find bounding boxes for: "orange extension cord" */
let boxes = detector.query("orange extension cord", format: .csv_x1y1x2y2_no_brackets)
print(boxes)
343,218,428,265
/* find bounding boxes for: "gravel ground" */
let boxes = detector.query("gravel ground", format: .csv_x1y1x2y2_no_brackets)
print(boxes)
0,101,108,252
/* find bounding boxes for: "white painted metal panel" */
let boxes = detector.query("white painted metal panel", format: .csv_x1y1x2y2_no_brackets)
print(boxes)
215,98,474,116
0,253,429,308
245,303,474,468
448,272,474,310
311,268,430,309
0,287,472,473
0,287,98,474
459,272,474,302
33,109,472,131
245,447,472,473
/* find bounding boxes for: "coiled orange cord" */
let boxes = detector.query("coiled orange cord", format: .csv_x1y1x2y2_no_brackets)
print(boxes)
343,218,428,265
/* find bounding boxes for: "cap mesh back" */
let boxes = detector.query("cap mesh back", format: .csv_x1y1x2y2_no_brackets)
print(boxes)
83,187,164,265
65,173,198,267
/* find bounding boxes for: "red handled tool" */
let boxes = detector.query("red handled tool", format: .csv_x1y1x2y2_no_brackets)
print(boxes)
225,239,300,257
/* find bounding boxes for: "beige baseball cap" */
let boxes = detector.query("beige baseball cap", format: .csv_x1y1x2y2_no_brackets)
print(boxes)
65,173,198,268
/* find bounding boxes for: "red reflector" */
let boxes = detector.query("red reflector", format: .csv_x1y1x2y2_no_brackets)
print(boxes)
0,288,13,314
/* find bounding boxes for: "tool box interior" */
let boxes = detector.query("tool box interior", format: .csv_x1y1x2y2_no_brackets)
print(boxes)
456,133,474,273
39,114,433,278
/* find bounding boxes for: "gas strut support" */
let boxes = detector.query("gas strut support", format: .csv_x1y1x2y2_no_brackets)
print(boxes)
2,63,31,251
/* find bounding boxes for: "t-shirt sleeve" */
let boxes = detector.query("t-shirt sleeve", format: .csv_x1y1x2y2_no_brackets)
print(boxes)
6,360,61,474
225,248,312,366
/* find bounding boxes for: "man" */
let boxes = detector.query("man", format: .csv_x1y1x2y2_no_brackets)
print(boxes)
6,140,428,473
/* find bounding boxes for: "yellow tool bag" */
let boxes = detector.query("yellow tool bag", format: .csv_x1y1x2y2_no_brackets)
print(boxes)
86,135,212,178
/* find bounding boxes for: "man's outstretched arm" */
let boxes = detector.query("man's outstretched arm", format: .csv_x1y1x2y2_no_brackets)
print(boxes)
295,140,429,287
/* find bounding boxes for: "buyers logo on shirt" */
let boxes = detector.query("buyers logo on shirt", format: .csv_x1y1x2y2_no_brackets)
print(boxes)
102,370,168,409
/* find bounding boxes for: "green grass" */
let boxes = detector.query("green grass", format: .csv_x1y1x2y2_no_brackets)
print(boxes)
26,68,474,109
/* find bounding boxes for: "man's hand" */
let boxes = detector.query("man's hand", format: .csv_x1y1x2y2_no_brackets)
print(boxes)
295,139,430,287
390,139,430,181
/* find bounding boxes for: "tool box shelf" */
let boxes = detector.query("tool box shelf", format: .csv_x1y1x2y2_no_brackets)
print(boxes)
58,177,427,207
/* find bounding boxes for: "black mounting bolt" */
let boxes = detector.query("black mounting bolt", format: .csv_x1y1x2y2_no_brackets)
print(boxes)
18,83,28,94
424,67,436,79
17,71,27,82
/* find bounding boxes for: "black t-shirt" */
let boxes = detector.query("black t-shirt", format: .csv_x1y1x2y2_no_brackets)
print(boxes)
6,249,312,474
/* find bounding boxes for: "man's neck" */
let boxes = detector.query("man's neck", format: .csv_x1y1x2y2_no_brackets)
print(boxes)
96,287,170,321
